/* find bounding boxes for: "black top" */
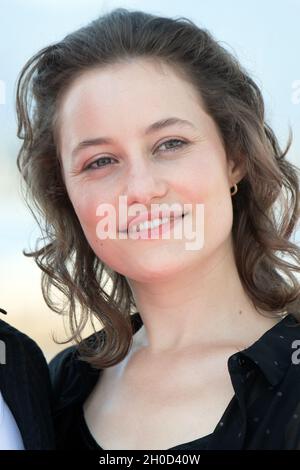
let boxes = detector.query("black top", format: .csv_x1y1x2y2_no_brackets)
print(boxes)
48,311,300,450
0,318,55,449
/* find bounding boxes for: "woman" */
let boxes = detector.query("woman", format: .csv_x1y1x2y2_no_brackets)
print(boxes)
0,312,55,449
15,8,300,450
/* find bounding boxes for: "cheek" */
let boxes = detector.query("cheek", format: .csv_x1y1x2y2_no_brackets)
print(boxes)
183,160,233,246
67,183,110,242
66,183,127,270
202,178,234,252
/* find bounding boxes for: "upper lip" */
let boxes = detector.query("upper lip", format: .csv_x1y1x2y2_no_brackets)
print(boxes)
119,207,185,233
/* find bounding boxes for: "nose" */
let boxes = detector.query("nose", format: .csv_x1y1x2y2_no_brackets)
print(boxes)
123,158,167,206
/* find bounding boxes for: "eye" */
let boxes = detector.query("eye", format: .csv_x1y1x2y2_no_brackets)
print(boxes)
156,138,188,153
83,138,188,171
84,156,117,171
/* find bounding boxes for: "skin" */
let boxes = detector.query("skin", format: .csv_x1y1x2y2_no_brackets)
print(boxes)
57,58,283,449
58,57,280,354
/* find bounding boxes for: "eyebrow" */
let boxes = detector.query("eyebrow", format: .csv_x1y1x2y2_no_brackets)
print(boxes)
71,117,197,159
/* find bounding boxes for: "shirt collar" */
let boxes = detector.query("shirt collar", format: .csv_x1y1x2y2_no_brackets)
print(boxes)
132,311,300,387
237,312,300,387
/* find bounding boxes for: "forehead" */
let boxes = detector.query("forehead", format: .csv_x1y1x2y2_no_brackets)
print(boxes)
59,59,203,126
56,59,217,161
62,58,199,104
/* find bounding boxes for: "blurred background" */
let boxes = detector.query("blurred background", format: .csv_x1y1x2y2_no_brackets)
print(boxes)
0,0,299,362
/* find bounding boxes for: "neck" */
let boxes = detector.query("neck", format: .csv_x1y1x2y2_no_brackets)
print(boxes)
127,240,282,355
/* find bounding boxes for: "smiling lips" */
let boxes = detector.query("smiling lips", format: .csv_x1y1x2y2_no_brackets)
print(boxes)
129,214,182,234
119,207,186,234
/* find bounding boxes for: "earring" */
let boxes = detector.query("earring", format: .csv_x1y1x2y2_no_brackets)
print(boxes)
230,183,238,196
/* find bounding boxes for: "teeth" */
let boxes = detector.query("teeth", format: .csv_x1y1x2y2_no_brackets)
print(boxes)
130,216,172,233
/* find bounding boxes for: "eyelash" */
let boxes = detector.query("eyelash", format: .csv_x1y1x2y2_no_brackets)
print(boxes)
83,138,188,171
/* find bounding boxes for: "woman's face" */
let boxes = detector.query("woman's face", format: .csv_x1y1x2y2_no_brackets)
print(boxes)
58,58,242,282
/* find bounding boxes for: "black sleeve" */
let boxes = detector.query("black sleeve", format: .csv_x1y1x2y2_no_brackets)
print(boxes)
48,339,102,449
0,319,56,449
48,345,78,404
48,346,80,449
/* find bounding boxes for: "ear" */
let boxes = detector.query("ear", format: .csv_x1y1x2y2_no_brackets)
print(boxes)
227,155,247,186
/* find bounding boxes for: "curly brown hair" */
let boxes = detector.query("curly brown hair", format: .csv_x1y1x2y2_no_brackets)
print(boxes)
15,8,300,368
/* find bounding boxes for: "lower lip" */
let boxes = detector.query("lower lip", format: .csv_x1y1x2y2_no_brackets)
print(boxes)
125,214,186,240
